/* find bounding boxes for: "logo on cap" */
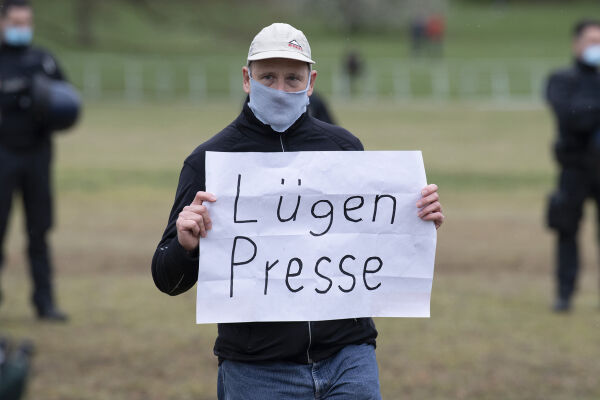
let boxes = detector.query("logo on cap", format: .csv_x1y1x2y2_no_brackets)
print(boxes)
288,40,302,51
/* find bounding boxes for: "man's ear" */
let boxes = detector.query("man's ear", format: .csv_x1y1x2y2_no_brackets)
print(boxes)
242,66,251,94
307,69,317,96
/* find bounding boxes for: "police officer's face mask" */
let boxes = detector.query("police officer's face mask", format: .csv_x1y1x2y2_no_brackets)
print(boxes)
3,25,33,47
582,44,600,67
248,69,311,133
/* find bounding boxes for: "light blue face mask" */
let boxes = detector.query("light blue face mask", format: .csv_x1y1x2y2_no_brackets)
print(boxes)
248,71,311,133
3,26,33,47
582,44,600,67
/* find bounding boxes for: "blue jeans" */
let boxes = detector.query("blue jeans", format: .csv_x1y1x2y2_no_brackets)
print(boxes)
217,344,381,400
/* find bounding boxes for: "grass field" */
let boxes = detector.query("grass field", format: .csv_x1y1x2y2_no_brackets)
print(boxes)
1,99,600,399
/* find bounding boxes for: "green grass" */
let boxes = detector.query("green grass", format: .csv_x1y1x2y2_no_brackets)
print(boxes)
2,100,600,399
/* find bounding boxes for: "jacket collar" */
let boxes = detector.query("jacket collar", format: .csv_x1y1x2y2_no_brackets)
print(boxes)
574,58,599,74
0,42,29,54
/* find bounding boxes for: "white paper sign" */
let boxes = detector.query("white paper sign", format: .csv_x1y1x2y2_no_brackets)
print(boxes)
197,151,436,324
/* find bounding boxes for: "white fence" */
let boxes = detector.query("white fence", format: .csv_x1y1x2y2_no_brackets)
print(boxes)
72,57,563,103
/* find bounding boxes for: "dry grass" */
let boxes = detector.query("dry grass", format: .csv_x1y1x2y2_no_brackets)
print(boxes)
1,100,599,399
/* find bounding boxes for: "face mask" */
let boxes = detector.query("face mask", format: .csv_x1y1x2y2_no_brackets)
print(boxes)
582,44,600,67
248,72,311,133
3,26,33,47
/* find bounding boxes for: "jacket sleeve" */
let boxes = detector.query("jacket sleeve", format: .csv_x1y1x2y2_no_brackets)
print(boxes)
354,137,365,151
151,159,205,296
40,50,67,82
546,73,600,134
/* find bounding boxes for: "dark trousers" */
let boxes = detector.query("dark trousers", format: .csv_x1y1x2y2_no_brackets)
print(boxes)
550,167,600,300
0,143,55,312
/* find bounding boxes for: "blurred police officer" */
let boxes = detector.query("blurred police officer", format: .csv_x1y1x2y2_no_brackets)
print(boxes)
546,20,600,312
0,0,73,321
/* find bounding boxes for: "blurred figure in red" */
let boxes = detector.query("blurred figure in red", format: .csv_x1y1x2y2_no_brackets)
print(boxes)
425,14,445,57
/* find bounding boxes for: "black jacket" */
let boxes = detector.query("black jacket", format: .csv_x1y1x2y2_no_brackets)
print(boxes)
546,60,600,169
152,103,378,364
0,43,65,151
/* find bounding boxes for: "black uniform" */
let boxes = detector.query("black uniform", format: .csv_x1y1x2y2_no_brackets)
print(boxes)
546,60,600,303
152,103,378,364
0,42,65,313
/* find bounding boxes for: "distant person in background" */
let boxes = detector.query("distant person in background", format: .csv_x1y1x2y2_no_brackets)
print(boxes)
0,0,78,321
409,15,426,56
343,50,363,95
425,14,445,57
546,19,600,313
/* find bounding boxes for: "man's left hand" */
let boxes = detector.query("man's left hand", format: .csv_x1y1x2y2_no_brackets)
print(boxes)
417,184,444,230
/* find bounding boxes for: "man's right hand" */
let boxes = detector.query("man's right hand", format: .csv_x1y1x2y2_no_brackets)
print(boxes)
176,191,217,251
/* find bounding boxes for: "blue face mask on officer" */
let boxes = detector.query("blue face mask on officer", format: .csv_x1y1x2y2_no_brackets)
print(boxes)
582,44,600,67
248,69,311,133
3,25,33,47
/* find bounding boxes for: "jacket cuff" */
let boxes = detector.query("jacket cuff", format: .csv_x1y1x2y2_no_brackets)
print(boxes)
166,238,199,271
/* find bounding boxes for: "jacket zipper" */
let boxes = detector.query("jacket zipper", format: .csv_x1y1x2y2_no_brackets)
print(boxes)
307,321,313,363
279,133,311,361
279,133,285,152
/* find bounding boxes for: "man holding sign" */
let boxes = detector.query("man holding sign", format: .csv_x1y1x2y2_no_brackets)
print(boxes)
152,23,444,400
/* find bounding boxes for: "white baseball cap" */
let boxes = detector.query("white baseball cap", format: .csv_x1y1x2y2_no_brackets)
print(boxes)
247,23,315,64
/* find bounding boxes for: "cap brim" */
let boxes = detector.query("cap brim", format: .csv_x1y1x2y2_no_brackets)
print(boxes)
248,50,315,64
